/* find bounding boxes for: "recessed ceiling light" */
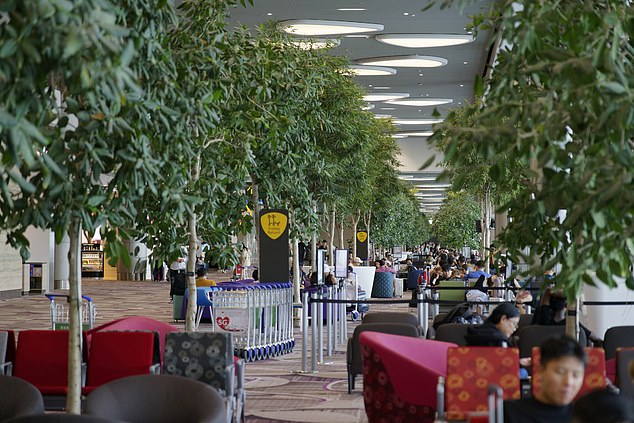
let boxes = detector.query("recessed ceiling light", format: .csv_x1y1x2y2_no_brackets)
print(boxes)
349,65,397,76
416,184,451,188
373,86,392,90
345,34,371,38
375,33,474,48
393,118,444,125
363,93,410,102
374,114,392,119
291,38,340,50
392,134,407,139
362,104,375,111
459,84,464,87
380,107,396,110
267,12,273,16
463,61,469,65
279,19,383,36
357,55,447,68
386,98,453,107
399,131,434,137
337,8,367,11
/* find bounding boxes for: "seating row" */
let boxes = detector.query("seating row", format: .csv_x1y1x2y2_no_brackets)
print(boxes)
359,332,613,423
0,373,226,423
0,317,244,423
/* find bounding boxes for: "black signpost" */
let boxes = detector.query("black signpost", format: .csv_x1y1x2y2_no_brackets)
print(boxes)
259,209,290,283
356,230,368,262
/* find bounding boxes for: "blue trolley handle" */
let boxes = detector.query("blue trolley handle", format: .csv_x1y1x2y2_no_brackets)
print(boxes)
45,294,92,303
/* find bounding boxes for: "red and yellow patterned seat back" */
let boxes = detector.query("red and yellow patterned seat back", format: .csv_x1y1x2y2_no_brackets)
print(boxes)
446,347,520,421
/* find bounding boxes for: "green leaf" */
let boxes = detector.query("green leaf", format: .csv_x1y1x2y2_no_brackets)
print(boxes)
0,110,18,128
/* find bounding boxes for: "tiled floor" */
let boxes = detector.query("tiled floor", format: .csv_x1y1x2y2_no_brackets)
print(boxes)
0,275,415,422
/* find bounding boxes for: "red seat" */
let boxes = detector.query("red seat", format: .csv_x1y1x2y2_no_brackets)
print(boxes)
84,331,158,394
359,332,457,423
445,347,520,421
84,316,177,366
13,330,69,396
531,347,606,400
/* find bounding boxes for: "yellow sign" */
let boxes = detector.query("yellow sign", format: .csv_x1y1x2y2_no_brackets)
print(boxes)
261,212,288,240
357,231,368,243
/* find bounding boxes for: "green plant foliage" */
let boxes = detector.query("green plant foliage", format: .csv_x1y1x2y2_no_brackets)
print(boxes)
431,191,481,250
437,1,634,298
372,186,430,249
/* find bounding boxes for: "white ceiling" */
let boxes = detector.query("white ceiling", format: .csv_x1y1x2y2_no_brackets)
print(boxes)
226,0,495,213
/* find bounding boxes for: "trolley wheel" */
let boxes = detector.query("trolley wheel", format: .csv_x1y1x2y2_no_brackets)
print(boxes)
246,349,255,362
350,310,360,321
290,339,296,349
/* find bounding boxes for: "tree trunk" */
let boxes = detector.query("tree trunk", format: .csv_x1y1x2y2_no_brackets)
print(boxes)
338,219,344,250
66,217,82,414
311,203,318,272
251,180,260,268
329,205,336,267
352,210,360,258
565,298,580,340
484,184,492,274
185,156,201,332
480,195,486,261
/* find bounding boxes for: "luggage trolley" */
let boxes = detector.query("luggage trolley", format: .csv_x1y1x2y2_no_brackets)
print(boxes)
345,273,368,321
211,281,294,362
45,293,96,330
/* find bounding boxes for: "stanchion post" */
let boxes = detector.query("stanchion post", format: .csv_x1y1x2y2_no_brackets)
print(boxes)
341,284,347,343
417,288,424,333
302,291,308,373
433,290,439,318
326,286,333,357
315,292,324,364
333,284,339,347
311,292,318,373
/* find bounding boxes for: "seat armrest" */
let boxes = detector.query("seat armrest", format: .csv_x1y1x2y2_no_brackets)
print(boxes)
149,363,161,375
225,363,235,398
235,359,245,390
0,361,12,376
346,338,353,364
81,362,87,386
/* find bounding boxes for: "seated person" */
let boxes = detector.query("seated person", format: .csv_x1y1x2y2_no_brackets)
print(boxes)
532,288,595,344
465,302,519,347
195,267,216,287
466,275,489,314
374,259,395,274
507,278,533,313
572,389,634,423
464,260,491,281
504,337,586,423
429,264,452,286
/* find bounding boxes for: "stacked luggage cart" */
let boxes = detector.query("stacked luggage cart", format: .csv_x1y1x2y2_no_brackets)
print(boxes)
45,293,96,330
210,281,294,362
344,273,369,321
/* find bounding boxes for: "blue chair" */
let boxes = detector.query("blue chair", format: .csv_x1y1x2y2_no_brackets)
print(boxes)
371,272,395,298
184,287,219,330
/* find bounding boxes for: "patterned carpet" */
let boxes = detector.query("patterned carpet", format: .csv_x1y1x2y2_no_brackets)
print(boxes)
0,275,416,422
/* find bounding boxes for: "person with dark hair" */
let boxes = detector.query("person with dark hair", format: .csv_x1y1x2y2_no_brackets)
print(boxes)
504,336,587,423
532,288,595,343
465,302,520,347
572,389,634,423
464,260,491,281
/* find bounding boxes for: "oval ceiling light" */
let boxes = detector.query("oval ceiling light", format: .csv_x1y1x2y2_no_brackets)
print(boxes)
375,33,474,48
291,38,340,50
279,19,383,36
393,118,444,125
399,131,434,137
350,65,397,76
363,93,409,102
373,114,392,119
357,55,447,68
386,98,453,107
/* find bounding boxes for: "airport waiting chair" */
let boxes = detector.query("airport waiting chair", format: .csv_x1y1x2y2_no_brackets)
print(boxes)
12,330,69,410
0,329,17,375
0,376,44,421
371,272,395,298
164,332,244,423
604,326,634,360
531,346,606,400
360,332,457,423
83,331,160,395
517,325,586,359
5,415,124,423
83,374,226,423
347,322,420,394
434,323,470,346
440,346,520,421
616,348,634,397
362,312,422,335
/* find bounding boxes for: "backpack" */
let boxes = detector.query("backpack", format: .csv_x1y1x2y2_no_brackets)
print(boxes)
433,302,482,330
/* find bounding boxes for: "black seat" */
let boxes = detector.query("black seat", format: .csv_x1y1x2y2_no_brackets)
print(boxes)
517,325,587,358
433,323,470,346
604,326,634,360
362,312,422,335
0,376,44,421
83,374,226,423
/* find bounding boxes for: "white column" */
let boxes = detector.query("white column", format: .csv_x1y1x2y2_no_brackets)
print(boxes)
54,233,70,289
